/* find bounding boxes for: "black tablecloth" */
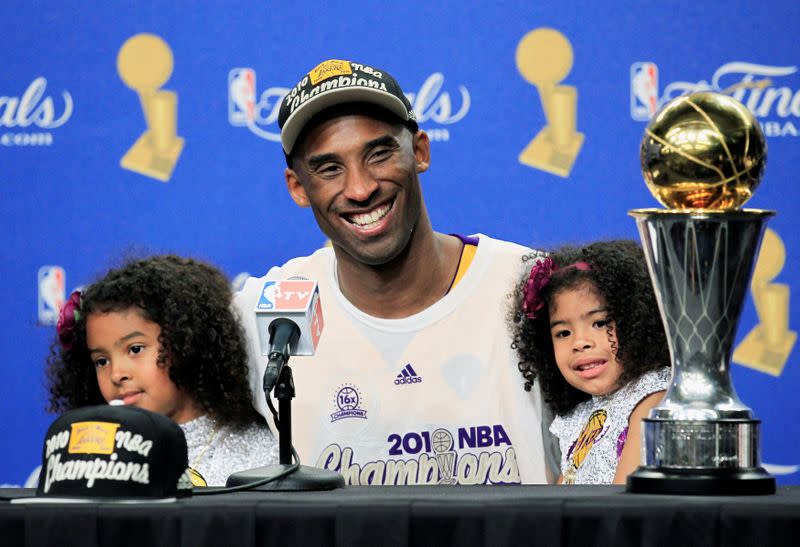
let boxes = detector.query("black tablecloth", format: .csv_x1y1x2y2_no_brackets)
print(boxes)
2,485,799,547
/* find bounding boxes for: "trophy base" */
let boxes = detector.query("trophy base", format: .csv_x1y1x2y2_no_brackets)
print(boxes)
225,464,345,491
626,465,775,495
518,127,584,178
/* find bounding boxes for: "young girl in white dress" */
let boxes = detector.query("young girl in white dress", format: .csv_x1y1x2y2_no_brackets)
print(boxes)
47,255,278,486
511,240,671,485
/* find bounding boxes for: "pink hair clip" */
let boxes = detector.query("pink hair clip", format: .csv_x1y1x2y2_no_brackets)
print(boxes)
57,290,83,351
522,257,591,319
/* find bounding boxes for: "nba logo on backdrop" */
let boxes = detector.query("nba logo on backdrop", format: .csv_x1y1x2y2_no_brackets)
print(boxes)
38,266,65,325
228,68,256,126
630,62,659,121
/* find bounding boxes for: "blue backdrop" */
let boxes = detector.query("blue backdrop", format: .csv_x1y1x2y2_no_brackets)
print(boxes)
3,0,798,485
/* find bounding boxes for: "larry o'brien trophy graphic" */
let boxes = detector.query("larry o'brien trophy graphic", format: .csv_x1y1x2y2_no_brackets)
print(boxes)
733,228,796,376
117,33,184,182
516,28,584,178
627,92,776,495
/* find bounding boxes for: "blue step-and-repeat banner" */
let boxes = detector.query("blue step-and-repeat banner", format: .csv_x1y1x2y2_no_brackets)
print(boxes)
2,1,799,485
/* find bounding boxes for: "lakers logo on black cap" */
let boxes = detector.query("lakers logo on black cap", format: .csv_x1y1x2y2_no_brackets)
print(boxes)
278,59,418,155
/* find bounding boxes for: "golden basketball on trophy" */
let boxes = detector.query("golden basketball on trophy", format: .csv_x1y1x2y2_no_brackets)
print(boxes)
639,91,766,210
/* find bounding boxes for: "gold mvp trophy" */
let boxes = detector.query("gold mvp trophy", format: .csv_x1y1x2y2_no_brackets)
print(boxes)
117,33,184,182
627,92,776,495
516,28,584,178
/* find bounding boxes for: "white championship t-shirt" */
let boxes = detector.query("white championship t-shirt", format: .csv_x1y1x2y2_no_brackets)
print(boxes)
235,234,548,485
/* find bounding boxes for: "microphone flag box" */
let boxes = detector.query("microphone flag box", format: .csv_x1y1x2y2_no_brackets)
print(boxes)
254,280,324,356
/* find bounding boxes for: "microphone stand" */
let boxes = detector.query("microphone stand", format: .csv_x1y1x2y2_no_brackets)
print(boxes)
225,347,345,491
275,363,295,465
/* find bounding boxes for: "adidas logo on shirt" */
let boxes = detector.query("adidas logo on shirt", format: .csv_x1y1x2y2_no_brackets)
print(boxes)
394,363,422,385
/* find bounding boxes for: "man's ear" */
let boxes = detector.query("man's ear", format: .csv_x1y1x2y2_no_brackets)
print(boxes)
285,167,310,207
413,130,431,173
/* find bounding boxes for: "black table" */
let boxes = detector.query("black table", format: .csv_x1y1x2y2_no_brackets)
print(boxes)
2,485,799,546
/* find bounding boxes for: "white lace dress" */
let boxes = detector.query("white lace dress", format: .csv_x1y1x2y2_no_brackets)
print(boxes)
180,415,279,486
549,368,670,485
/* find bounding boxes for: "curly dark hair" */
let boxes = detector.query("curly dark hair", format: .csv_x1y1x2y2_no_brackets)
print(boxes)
46,254,260,428
510,240,670,415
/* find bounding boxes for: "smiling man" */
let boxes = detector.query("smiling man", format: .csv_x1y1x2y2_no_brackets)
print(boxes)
235,59,550,485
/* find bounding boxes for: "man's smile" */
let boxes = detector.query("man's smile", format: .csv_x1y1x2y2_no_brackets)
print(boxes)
343,199,394,232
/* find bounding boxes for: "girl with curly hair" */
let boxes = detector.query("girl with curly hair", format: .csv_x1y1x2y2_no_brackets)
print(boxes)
511,240,670,485
46,255,278,486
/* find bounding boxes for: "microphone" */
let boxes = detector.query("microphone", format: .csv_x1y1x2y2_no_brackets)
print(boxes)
254,279,324,394
225,277,343,491
262,319,299,393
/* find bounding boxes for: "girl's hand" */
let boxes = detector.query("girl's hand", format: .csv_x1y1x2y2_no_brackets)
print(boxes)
612,390,665,485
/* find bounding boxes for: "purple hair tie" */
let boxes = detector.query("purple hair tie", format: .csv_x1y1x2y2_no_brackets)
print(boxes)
522,258,591,319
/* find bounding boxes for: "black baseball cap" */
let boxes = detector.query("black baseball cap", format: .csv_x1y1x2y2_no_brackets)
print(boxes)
278,59,418,155
31,405,192,501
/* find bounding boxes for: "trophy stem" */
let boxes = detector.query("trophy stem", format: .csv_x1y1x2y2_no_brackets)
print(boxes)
626,209,776,495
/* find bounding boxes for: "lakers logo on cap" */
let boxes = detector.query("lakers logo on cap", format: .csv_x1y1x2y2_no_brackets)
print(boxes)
68,421,120,455
309,60,352,85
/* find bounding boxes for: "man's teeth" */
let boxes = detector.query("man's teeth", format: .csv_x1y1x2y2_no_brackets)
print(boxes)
348,202,391,227
578,361,604,371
